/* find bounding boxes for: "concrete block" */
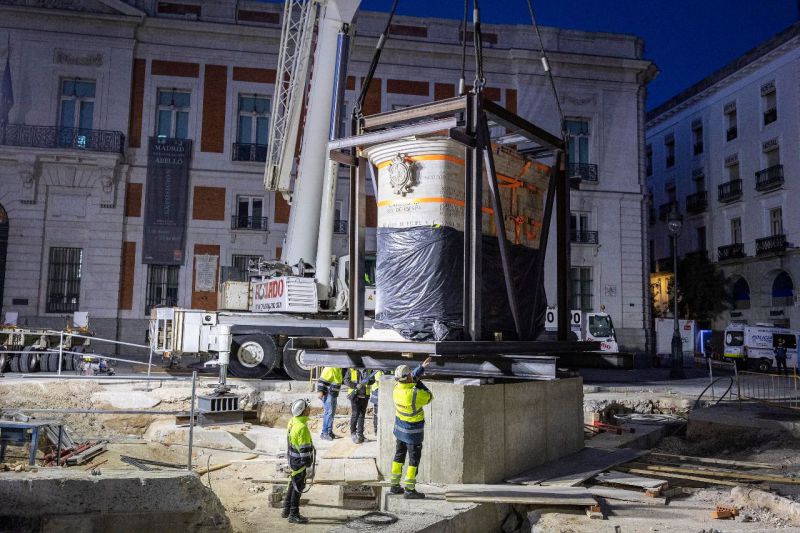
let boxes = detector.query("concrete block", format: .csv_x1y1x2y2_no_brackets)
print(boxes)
378,377,584,485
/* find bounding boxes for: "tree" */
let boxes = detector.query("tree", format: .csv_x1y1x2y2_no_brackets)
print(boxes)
675,253,730,321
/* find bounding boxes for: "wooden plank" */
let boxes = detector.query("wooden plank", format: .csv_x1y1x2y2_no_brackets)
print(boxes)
647,452,774,469
617,467,740,487
595,471,669,491
445,484,597,506
628,463,800,485
322,439,363,459
506,447,646,486
344,459,380,483
588,486,667,505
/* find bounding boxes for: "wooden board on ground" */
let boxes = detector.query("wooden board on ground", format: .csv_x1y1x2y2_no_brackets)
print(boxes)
506,447,647,486
617,467,739,487
588,486,667,505
313,458,379,484
445,485,597,506
647,452,774,469
595,471,668,491
322,438,363,459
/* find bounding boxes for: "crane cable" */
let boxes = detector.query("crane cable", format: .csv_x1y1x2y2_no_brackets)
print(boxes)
353,0,400,118
525,0,565,138
471,0,486,93
458,0,469,95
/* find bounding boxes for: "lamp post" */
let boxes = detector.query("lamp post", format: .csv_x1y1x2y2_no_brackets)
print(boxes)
667,205,686,379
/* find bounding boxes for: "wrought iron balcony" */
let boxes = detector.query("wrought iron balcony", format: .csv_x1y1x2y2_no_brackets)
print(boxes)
0,124,124,154
232,143,267,162
686,190,707,214
755,164,783,191
763,107,777,125
571,230,598,244
656,257,672,272
334,219,348,234
756,234,787,256
718,243,745,261
726,126,737,141
566,163,598,182
693,142,703,155
718,179,743,203
231,215,269,231
658,201,678,221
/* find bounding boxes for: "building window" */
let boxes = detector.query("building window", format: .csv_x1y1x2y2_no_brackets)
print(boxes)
692,121,703,155
232,254,263,277
156,89,191,139
46,247,82,313
569,267,593,311
762,82,777,125
645,144,652,176
60,79,95,132
730,218,742,244
664,135,675,168
692,172,705,192
234,195,266,230
237,95,270,146
565,119,589,164
724,104,737,141
666,184,676,203
770,207,783,236
145,265,179,314
764,146,780,169
696,226,706,252
727,161,740,182
570,212,597,243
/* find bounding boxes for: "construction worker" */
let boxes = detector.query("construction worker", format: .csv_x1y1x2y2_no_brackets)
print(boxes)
316,366,342,440
369,370,384,435
390,356,433,499
344,368,377,443
775,338,788,375
283,398,314,524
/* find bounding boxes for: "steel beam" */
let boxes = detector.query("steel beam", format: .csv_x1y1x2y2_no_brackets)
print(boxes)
328,117,458,151
556,151,570,341
290,337,600,355
299,351,557,380
362,95,467,130
483,99,564,151
468,95,483,340
348,154,367,338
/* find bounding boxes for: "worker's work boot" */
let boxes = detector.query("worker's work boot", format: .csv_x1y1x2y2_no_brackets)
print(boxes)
351,433,359,443
356,434,365,444
281,506,290,519
404,489,426,499
389,485,404,495
287,512,309,524
319,433,333,441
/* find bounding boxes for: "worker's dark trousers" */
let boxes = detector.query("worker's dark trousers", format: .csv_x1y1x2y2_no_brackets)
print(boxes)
350,396,368,437
283,470,307,514
776,357,788,375
371,400,379,434
394,440,422,467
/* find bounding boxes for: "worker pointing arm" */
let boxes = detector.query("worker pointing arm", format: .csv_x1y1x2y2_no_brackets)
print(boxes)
389,356,433,499
284,399,314,524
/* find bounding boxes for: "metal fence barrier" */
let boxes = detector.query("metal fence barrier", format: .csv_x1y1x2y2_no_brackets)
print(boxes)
737,370,800,411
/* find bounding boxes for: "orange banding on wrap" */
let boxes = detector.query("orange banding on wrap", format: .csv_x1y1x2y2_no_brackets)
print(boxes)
375,154,465,169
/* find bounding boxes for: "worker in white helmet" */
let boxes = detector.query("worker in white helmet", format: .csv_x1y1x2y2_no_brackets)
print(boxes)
389,356,433,499
283,398,314,524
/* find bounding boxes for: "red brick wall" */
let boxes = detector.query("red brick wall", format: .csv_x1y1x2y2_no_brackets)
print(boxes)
232,67,276,84
191,244,220,310
192,186,226,221
128,59,145,148
125,183,142,217
434,82,455,101
118,242,136,310
366,196,377,228
484,87,502,102
238,10,279,24
361,77,382,115
390,24,427,38
274,194,290,224
506,88,517,114
201,65,227,153
346,76,355,91
387,79,429,97
157,2,200,16
151,60,199,78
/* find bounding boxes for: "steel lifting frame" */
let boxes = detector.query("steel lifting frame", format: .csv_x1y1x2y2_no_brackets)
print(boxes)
331,93,571,342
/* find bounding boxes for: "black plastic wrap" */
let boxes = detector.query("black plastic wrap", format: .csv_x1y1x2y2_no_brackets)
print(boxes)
374,226,546,341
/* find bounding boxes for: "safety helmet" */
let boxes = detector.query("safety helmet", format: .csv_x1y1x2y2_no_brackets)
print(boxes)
394,364,412,380
291,398,309,417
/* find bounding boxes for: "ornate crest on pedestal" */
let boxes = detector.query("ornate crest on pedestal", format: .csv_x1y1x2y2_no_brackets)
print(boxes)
388,154,413,196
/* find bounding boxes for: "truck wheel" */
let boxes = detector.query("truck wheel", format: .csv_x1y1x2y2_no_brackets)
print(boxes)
48,352,62,373
9,355,20,372
229,335,277,379
67,345,83,371
756,358,772,373
19,347,37,373
282,345,311,382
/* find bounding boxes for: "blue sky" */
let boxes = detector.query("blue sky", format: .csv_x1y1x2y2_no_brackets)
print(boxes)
263,1,797,109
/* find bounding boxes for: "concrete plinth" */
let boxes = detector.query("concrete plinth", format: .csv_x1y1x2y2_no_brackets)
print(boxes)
378,377,584,484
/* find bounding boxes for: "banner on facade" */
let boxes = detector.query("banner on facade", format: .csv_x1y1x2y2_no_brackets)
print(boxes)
142,137,192,265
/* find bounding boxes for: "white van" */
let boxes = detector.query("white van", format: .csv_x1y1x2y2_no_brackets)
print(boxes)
723,323,798,372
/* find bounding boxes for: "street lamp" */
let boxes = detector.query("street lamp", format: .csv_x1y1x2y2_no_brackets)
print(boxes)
667,205,685,379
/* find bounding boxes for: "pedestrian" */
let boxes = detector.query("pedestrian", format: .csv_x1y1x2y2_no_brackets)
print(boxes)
344,368,376,443
370,370,384,436
390,356,433,499
316,366,342,440
283,399,314,524
775,338,788,375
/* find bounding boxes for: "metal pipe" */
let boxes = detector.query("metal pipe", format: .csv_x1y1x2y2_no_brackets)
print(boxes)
462,95,474,339
19,374,188,381
2,408,189,415
468,94,483,340
556,147,570,340
62,333,149,350
188,370,197,471
58,331,63,377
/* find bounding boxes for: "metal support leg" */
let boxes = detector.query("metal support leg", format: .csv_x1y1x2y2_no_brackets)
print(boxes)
462,96,474,339
29,427,38,466
348,156,367,339
555,150,570,340
468,95,483,341
56,425,63,467
188,370,197,471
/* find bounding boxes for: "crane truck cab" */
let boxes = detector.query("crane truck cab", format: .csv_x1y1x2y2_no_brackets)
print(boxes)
723,322,798,372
